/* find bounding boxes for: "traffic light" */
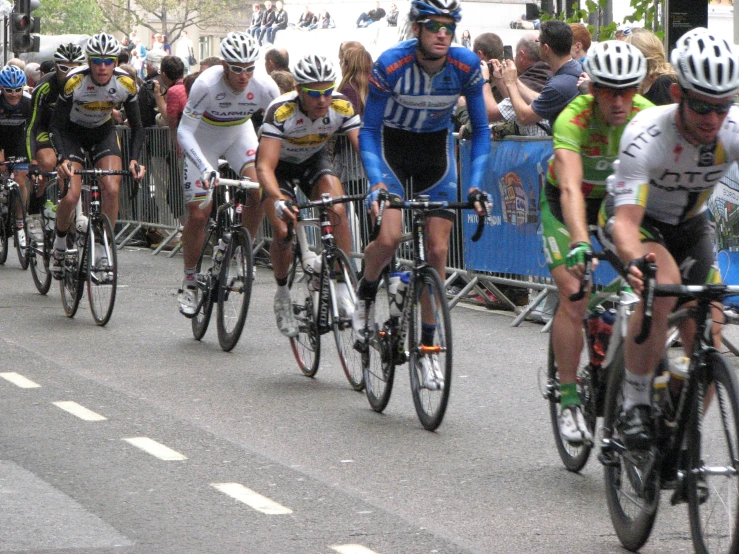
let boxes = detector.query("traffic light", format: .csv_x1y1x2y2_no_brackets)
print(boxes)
11,0,41,54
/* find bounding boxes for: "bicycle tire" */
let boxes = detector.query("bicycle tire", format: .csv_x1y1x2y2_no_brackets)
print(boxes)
363,274,395,413
288,249,321,376
602,342,660,552
408,267,453,431
547,329,594,472
330,248,363,391
29,224,53,294
11,189,28,270
217,227,254,352
60,232,85,318
87,214,117,326
192,230,217,340
688,350,739,554
0,211,8,264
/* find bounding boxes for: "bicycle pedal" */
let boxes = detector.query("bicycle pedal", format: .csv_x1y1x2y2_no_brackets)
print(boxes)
598,451,620,467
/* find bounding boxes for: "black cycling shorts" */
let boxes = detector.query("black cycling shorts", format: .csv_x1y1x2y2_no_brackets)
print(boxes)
63,120,122,165
273,147,335,200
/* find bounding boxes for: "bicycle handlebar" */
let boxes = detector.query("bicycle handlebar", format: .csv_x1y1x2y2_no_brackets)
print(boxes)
198,172,259,209
568,251,606,302
283,193,364,243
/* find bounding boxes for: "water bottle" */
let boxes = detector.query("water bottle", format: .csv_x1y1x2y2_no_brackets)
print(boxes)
213,238,227,274
43,200,56,231
308,256,322,292
653,371,675,423
388,271,410,316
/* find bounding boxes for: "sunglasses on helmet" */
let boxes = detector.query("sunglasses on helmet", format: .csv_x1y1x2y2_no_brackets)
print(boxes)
417,19,456,36
226,63,256,75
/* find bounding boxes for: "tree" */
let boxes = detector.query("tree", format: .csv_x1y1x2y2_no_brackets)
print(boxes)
96,0,249,44
35,0,108,35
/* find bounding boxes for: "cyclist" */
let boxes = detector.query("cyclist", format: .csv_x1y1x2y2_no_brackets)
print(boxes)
543,41,651,444
176,31,279,317
353,0,490,389
49,33,146,278
598,28,739,459
0,64,32,249
257,54,361,337
25,43,86,242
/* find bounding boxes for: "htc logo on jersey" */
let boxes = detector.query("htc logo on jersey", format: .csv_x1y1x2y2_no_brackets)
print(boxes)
622,124,661,158
650,168,724,191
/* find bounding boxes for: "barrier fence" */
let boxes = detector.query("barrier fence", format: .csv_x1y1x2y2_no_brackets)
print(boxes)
113,126,739,320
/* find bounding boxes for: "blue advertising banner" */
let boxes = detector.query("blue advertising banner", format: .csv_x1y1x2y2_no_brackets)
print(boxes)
459,138,618,284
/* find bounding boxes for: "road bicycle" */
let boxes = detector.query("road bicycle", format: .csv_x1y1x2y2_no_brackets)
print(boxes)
26,168,60,294
285,193,364,390
600,265,739,553
190,173,258,352
0,158,30,270
355,191,487,431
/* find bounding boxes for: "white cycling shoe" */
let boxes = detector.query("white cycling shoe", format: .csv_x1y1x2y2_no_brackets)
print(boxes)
559,405,593,444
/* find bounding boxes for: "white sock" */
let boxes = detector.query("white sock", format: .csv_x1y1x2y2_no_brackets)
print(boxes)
54,235,67,251
275,283,290,299
622,369,652,411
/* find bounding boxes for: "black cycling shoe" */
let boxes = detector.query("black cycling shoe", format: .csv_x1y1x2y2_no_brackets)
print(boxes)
616,405,653,451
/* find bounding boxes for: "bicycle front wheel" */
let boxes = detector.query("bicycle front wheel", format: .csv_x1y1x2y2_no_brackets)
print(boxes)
60,232,85,318
363,274,395,412
288,250,320,376
330,249,363,391
11,189,28,270
688,350,739,554
408,267,452,431
30,228,53,295
217,227,254,352
602,343,660,552
87,214,117,326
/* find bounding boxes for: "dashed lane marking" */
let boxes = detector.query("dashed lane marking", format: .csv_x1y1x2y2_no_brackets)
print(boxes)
122,437,188,461
0,372,41,388
53,401,107,421
330,545,381,554
211,483,293,515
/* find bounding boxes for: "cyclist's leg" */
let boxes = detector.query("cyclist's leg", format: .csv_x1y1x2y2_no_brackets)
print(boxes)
34,146,57,198
14,168,28,221
95,154,122,229
225,121,263,242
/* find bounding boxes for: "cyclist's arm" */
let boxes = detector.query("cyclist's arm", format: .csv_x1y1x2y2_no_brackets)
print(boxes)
359,72,390,189
554,148,589,245
464,74,492,192
49,92,73,163
176,81,213,175
122,94,145,162
25,82,48,161
255,136,285,201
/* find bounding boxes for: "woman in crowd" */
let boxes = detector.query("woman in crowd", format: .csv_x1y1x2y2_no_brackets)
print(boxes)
461,29,472,49
337,45,373,116
626,29,676,105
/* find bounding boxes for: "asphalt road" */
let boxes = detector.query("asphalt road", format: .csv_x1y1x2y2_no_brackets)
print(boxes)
2,245,736,553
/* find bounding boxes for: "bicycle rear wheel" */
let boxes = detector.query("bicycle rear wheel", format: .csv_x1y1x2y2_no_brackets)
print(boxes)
87,214,117,326
688,350,739,554
547,328,595,472
60,232,85,318
408,267,452,431
363,274,395,413
288,249,320,376
330,249,363,391
192,230,216,340
11,189,28,270
602,344,660,552
217,227,254,352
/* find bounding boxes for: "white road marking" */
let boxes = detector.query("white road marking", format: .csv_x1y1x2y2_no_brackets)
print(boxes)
0,372,41,388
211,483,293,515
330,545,381,554
122,437,187,461
52,401,107,421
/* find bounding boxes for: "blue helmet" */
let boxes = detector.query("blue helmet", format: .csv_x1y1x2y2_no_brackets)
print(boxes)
0,65,26,89
410,0,462,22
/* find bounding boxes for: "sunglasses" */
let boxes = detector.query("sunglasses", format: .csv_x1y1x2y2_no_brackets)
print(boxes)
417,19,456,36
684,94,733,116
226,63,256,75
592,84,637,99
2,87,23,94
89,57,117,66
56,63,79,73
301,84,334,98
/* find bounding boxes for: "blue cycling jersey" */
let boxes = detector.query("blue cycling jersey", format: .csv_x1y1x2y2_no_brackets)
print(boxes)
360,39,490,190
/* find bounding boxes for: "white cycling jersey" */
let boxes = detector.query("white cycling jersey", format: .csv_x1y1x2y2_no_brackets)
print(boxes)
61,66,138,128
609,103,739,225
177,65,280,175
259,90,360,164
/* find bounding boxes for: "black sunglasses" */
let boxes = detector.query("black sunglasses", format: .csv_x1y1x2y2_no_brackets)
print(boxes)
684,94,733,116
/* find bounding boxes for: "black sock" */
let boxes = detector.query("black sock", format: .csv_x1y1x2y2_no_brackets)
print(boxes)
358,277,378,300
276,276,288,287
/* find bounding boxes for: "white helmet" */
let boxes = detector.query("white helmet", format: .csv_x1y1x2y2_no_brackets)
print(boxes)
671,27,739,98
293,54,336,85
583,41,646,89
220,32,260,64
86,33,121,57
54,43,86,64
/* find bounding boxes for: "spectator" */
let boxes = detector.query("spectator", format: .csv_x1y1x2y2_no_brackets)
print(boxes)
151,33,163,50
625,29,677,105
138,49,168,128
339,41,362,66
510,10,540,30
7,58,25,71
263,0,288,45
338,45,372,116
258,1,277,45
386,3,399,27
270,69,295,94
248,4,263,37
461,30,472,49
161,34,172,55
265,47,290,74
297,5,317,28
614,25,632,40
24,62,41,88
467,33,503,102
198,56,222,72
310,9,334,30
39,59,54,76
356,1,386,28
161,55,186,129
175,30,194,74
501,20,582,130
569,23,591,63
184,72,199,96
133,38,147,79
